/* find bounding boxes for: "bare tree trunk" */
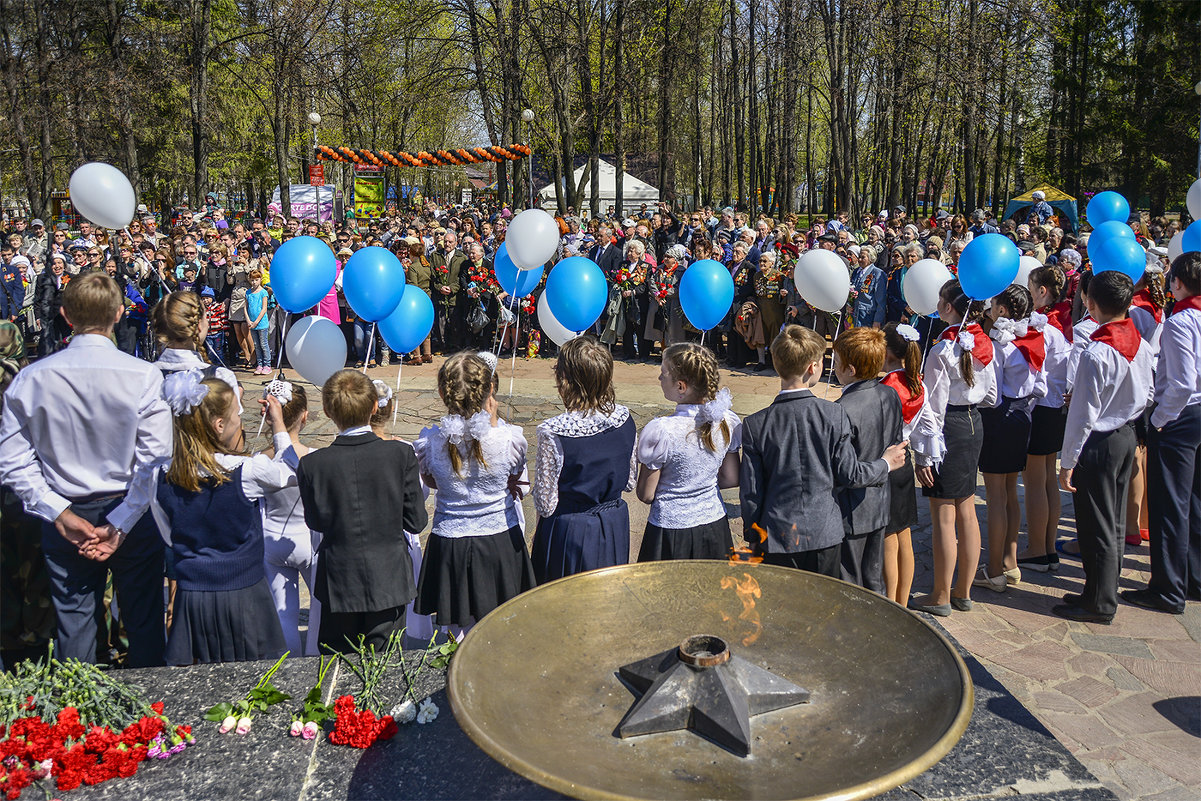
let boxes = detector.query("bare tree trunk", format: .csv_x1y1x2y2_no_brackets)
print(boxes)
186,0,213,205
614,0,625,216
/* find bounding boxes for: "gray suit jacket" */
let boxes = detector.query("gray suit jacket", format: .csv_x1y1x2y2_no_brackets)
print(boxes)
836,380,903,535
740,390,889,554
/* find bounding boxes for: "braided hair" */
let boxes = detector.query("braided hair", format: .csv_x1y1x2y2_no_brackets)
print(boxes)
661,342,730,452
151,291,208,357
437,352,498,476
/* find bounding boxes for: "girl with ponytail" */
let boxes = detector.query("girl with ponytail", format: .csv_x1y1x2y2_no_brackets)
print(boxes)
880,323,928,606
412,352,535,639
908,280,997,616
1019,266,1073,573
1124,263,1166,548
150,369,294,664
635,342,742,561
975,285,1046,593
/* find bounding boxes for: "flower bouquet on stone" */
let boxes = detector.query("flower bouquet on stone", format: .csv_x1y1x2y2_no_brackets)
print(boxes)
0,644,191,798
203,652,291,735
289,656,336,740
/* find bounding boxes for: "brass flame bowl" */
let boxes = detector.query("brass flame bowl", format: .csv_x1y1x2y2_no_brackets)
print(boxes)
448,561,972,801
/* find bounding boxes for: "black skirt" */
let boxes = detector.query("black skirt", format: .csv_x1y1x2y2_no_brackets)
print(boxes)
923,406,983,500
1028,404,1067,456
637,516,733,562
415,526,536,628
887,449,918,532
166,577,287,666
979,396,1036,474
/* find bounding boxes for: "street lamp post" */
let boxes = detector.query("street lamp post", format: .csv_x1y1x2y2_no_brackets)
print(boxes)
521,108,534,209
308,111,322,223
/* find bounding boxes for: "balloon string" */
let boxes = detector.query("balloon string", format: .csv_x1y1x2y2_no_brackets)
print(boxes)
919,321,935,373
254,314,292,441
362,322,376,374
822,311,843,399
392,362,403,430
506,313,520,419
274,314,291,375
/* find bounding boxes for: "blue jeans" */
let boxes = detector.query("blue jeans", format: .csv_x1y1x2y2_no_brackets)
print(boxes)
252,327,271,367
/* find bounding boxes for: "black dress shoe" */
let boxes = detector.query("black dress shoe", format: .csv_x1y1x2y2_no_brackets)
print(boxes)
1061,592,1083,606
1051,604,1113,624
1120,589,1184,615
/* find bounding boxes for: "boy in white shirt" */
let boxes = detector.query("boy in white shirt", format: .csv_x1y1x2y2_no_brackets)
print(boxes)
1123,252,1201,614
1057,271,1154,624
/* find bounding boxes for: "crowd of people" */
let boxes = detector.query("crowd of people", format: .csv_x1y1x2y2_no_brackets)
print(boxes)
3,193,1189,376
0,191,1197,670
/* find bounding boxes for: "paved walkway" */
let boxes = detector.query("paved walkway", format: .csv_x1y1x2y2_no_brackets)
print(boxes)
238,354,1199,801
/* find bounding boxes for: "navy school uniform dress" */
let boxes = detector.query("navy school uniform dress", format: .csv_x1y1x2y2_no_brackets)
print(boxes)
153,441,294,665
531,407,638,583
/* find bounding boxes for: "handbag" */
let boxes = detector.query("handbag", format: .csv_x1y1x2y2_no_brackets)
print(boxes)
467,302,490,333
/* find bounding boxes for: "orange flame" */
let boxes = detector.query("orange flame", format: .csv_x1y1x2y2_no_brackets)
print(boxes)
719,572,762,646
727,523,768,565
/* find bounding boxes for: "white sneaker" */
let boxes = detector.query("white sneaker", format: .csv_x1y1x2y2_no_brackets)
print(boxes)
972,568,1008,592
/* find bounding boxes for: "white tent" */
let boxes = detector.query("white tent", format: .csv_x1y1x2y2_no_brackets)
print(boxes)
537,158,659,213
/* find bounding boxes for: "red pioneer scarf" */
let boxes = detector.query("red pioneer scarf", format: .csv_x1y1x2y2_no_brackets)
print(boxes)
881,370,925,425
1130,288,1163,324
1090,317,1141,362
940,322,994,365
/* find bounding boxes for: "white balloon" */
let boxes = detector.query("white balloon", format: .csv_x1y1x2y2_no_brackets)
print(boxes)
537,290,580,347
902,258,954,316
792,249,851,313
1167,231,1185,263
506,209,560,270
1014,256,1042,288
67,162,136,229
1188,178,1201,220
285,315,347,387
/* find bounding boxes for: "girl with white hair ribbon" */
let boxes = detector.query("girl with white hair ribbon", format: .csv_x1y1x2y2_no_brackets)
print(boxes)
879,322,929,606
259,378,323,656
411,353,534,642
634,343,741,561
135,369,297,665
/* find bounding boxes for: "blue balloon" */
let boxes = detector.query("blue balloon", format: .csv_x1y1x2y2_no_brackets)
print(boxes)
958,233,1020,300
1090,220,1135,248
1090,235,1146,282
545,256,607,333
271,236,337,313
679,259,735,331
379,284,435,354
1087,191,1130,227
1181,220,1201,255
494,243,545,298
343,246,406,322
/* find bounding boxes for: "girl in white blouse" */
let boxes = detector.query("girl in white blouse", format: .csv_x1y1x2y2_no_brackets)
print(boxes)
636,343,741,560
413,353,535,639
910,280,998,617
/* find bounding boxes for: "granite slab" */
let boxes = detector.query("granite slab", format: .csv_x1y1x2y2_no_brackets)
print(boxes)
32,627,1116,801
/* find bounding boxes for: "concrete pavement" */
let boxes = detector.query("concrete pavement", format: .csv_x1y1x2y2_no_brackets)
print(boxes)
238,354,1198,801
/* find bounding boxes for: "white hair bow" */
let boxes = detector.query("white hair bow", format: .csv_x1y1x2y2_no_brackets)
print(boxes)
1028,311,1048,332
372,379,393,408
264,378,293,405
895,324,920,342
698,387,732,425
990,317,1018,344
957,330,976,351
440,410,492,445
163,369,208,416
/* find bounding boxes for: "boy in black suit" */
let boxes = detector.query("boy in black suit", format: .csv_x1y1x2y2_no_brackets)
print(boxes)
833,328,903,594
740,325,907,577
298,370,428,652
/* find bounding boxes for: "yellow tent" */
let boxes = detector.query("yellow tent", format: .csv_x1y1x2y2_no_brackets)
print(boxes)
1003,184,1078,230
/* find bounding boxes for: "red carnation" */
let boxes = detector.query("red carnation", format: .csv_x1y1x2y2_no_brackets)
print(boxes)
150,702,165,715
